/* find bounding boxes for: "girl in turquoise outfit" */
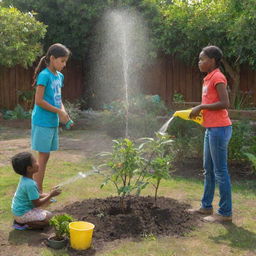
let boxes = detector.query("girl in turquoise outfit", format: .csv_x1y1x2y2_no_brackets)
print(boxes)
31,43,72,193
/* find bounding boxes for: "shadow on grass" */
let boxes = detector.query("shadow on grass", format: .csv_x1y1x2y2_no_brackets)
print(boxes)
209,223,256,251
8,229,97,256
8,229,49,247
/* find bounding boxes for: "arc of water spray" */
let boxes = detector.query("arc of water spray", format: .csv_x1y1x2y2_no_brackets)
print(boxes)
57,166,100,188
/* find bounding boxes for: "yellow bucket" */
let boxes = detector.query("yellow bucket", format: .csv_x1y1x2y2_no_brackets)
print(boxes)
173,109,203,125
69,221,95,250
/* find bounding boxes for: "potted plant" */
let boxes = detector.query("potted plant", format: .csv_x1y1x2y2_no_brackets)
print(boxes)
47,214,74,249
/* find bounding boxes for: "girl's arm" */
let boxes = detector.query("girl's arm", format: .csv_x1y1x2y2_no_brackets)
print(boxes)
35,85,69,123
190,83,230,118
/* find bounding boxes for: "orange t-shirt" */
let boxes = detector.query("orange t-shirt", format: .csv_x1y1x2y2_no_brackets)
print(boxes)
201,68,232,128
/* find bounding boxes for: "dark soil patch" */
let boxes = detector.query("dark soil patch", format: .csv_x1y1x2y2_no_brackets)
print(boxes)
174,157,256,181
57,196,198,256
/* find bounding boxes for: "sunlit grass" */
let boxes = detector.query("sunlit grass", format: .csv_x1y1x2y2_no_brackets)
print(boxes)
0,128,256,256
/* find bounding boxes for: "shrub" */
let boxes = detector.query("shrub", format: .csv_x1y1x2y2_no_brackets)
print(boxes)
139,133,174,204
3,104,31,120
228,120,256,162
99,134,174,208
100,138,145,210
167,117,204,160
172,92,185,103
0,6,46,67
17,90,35,111
49,214,74,240
102,94,168,138
244,153,256,174
167,117,256,169
63,100,82,122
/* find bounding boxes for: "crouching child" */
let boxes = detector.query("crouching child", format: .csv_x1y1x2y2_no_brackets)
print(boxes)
11,152,61,230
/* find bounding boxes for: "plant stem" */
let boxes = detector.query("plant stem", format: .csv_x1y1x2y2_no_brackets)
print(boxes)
154,179,160,206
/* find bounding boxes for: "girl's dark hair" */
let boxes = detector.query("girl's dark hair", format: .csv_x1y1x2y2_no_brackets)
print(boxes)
202,45,223,67
11,152,33,176
32,43,71,87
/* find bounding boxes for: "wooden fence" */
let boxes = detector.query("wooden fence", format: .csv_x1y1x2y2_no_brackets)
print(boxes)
0,60,84,110
141,55,256,106
140,56,203,105
0,56,255,110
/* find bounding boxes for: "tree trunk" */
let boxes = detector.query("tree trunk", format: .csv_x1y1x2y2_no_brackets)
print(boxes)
222,59,240,108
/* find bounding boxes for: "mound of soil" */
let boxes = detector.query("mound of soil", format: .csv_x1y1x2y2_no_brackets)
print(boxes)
58,196,198,255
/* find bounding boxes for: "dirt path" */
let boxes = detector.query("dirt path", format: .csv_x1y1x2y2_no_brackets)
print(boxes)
0,126,113,166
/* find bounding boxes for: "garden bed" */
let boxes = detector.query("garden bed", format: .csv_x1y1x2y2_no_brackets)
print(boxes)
57,196,198,255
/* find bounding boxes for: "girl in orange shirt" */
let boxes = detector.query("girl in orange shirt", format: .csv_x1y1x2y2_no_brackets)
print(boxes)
189,45,232,222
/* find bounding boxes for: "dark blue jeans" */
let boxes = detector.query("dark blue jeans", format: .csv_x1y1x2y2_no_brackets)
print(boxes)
201,126,232,216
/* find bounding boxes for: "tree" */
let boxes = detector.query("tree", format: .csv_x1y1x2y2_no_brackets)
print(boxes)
0,6,46,67
153,0,256,106
3,0,162,60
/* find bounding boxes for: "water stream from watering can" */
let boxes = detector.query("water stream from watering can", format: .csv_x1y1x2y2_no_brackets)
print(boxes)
158,116,175,134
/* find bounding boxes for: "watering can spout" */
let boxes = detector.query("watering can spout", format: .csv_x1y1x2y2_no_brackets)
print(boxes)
173,109,203,125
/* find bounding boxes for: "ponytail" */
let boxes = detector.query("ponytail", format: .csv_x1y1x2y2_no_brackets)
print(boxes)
32,56,49,87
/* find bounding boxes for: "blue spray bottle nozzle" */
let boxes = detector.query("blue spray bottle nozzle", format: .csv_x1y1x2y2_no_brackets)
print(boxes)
65,120,74,129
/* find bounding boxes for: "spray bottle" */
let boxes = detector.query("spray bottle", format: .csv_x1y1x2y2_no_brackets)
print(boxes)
65,119,74,129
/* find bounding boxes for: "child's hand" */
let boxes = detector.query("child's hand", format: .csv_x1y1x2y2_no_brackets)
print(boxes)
58,110,70,124
190,105,202,119
50,186,62,197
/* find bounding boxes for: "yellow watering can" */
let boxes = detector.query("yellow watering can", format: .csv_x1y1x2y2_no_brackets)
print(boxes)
173,108,203,125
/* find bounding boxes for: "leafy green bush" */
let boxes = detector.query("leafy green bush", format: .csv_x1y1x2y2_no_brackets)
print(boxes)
4,0,161,59
100,138,145,210
99,134,174,208
0,6,46,67
228,120,256,161
139,133,174,204
129,94,167,116
167,116,204,160
49,214,74,240
167,117,256,168
128,113,163,138
63,100,82,122
3,104,31,120
244,153,256,174
17,90,35,110
172,92,185,103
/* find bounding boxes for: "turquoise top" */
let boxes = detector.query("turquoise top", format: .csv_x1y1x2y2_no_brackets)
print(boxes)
32,68,64,127
11,176,40,216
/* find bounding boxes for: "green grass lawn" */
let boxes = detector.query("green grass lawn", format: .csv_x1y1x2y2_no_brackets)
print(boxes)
0,128,256,256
